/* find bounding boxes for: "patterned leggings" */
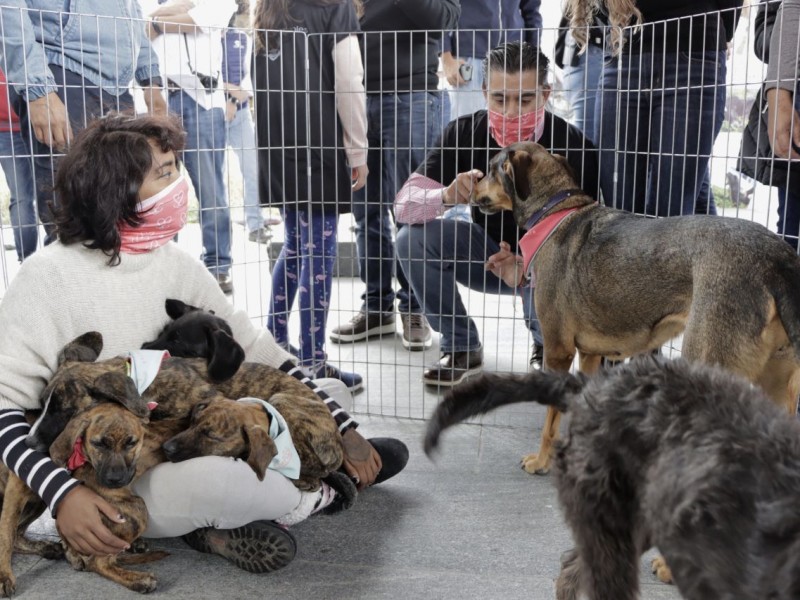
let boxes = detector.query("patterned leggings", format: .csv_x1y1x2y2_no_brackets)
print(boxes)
267,208,337,368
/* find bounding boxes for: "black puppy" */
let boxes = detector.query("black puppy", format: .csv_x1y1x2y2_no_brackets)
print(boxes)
142,299,245,383
425,357,800,600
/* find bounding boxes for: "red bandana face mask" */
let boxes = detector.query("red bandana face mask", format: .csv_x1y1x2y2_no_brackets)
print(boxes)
488,105,546,147
119,174,189,254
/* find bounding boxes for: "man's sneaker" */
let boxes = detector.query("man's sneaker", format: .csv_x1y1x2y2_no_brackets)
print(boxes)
305,363,363,393
529,343,544,371
248,227,273,244
181,521,296,574
329,310,396,343
399,313,432,350
423,349,483,387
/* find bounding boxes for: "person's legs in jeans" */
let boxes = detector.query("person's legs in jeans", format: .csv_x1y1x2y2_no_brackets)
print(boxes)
595,55,649,215
353,91,441,315
267,208,301,348
171,90,231,275
0,129,37,261
226,107,264,234
648,51,726,217
397,219,537,353
777,186,800,252
562,43,603,144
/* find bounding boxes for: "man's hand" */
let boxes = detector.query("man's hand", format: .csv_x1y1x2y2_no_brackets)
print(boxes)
766,87,800,160
56,486,130,556
142,87,167,116
443,169,483,206
150,0,194,19
441,51,466,87
27,92,72,150
351,164,369,191
486,241,525,287
341,428,381,491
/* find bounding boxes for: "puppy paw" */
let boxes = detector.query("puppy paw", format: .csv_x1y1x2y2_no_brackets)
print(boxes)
129,573,158,594
0,572,16,597
520,453,550,475
651,555,673,584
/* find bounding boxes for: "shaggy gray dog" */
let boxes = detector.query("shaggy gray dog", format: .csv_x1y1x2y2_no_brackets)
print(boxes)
425,356,800,600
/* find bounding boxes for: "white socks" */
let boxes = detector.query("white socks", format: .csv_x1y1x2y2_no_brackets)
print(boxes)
275,481,337,526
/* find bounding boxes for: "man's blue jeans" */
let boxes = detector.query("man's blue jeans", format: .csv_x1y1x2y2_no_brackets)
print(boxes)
352,91,442,314
396,219,542,353
169,90,231,275
0,129,37,262
595,50,727,216
562,42,604,144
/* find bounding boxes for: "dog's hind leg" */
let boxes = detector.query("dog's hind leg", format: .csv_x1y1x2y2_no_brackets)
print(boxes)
578,352,602,375
556,548,582,600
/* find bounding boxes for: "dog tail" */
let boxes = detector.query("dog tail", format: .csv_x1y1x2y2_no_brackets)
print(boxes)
770,253,800,360
423,370,586,457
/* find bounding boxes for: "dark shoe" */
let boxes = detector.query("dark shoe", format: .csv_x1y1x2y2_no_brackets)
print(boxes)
369,437,409,484
329,310,395,343
181,521,296,573
529,343,544,371
248,227,273,244
306,363,363,393
423,349,483,387
399,312,432,350
215,273,233,294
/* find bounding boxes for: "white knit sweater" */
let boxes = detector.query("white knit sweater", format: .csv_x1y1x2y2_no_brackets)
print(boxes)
0,241,294,412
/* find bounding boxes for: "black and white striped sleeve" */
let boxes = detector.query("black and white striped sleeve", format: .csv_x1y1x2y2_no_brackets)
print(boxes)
279,361,357,433
0,409,80,515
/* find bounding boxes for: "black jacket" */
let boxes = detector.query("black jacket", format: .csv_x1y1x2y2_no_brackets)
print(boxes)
737,0,799,194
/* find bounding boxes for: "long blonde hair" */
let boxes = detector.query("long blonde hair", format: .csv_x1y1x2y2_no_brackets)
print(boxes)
564,0,642,56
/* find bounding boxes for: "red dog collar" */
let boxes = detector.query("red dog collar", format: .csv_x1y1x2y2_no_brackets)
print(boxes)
519,207,581,280
67,437,87,471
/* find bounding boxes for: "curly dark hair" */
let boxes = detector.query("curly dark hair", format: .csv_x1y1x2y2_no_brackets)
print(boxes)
53,112,186,265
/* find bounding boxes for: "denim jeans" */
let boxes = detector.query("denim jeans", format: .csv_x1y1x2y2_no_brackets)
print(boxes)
0,129,37,261
169,90,231,274
226,106,262,233
776,87,800,252
562,42,604,144
396,219,542,353
595,50,727,216
352,91,442,314
12,65,133,246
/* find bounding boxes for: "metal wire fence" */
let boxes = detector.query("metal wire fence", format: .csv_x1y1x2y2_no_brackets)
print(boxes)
0,2,797,424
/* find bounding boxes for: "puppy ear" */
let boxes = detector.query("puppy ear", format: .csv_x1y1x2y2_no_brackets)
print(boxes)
165,299,198,320
505,150,534,200
58,332,103,365
49,413,91,467
206,329,245,383
90,372,149,419
243,425,277,481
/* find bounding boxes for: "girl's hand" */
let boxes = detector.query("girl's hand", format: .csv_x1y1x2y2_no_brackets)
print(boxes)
56,486,130,556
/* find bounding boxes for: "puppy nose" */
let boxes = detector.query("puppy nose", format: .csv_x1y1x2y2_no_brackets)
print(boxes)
162,439,177,456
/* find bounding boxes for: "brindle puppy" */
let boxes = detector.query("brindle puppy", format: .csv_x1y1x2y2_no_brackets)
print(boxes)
425,357,800,600
162,392,345,493
471,141,800,477
0,373,167,596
